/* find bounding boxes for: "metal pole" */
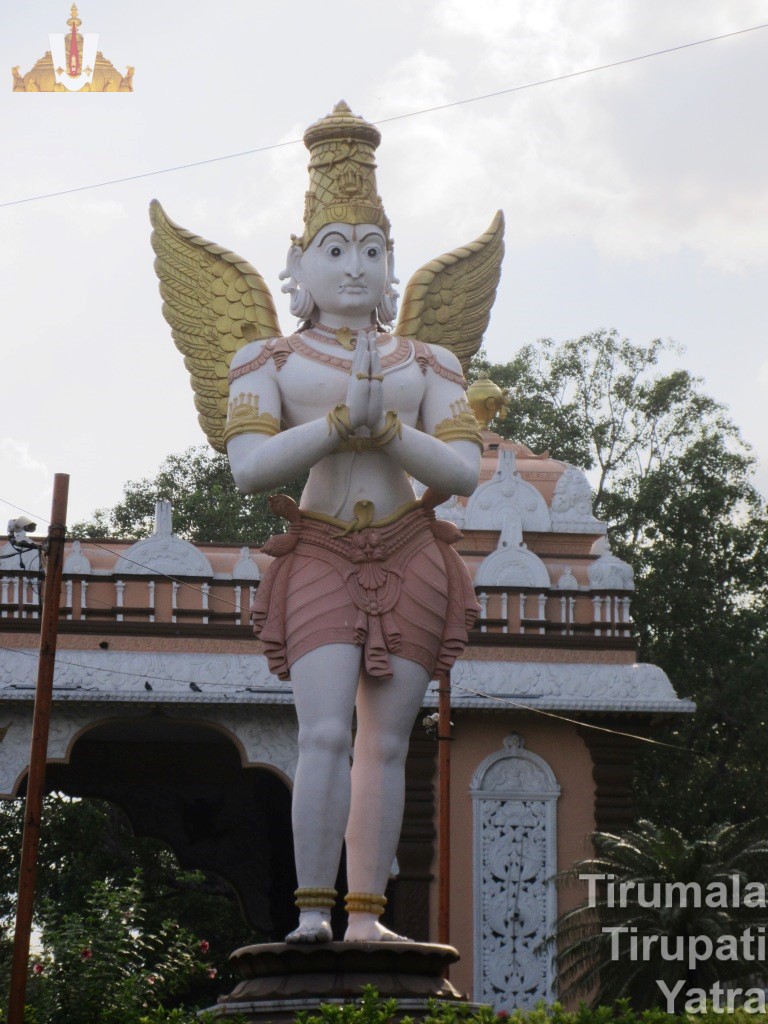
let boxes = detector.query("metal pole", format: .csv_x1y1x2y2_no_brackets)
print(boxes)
437,670,452,947
7,474,69,1024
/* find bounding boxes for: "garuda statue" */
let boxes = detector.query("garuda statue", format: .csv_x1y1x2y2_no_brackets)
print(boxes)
150,101,503,943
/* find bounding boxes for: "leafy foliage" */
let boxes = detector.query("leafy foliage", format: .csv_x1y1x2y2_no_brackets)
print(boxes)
70,446,306,545
473,332,768,830
19,874,217,1024
553,819,768,1010
0,795,247,958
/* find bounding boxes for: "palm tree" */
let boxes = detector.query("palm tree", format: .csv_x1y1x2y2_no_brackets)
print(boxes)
552,818,768,1010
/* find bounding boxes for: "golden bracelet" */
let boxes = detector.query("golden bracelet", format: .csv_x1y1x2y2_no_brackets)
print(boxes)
334,411,401,452
345,892,388,915
370,411,402,447
295,887,338,909
327,403,355,442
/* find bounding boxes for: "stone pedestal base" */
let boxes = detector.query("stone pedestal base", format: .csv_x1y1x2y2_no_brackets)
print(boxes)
209,941,467,1022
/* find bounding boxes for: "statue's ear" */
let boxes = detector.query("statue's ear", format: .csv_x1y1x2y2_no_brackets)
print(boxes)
287,244,303,283
386,250,400,290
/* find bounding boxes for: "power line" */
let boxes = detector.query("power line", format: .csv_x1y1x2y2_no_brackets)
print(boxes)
1,22,766,211
0,495,246,613
0,643,709,761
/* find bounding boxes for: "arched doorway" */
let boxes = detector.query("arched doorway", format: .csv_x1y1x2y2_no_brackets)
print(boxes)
42,715,296,939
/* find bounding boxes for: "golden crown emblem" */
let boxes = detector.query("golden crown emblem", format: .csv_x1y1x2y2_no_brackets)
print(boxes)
295,100,391,249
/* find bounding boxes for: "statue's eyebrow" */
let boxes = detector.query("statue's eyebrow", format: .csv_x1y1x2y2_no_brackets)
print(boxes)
360,231,385,244
316,229,351,246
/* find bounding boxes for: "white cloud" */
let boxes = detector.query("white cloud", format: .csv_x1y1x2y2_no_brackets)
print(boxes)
0,438,49,479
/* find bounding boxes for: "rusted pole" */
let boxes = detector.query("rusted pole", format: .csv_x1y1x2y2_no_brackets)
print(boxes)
437,670,452,947
7,474,69,1024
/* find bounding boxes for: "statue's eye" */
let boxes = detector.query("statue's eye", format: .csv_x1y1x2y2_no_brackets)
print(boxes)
329,245,343,258
366,246,380,259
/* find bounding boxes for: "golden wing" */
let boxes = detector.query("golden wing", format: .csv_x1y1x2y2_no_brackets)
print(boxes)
395,211,504,375
149,200,282,453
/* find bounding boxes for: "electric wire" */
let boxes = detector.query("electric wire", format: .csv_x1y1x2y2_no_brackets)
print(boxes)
0,641,712,761
0,495,247,613
1,22,766,210
0,504,713,762
0,498,726,760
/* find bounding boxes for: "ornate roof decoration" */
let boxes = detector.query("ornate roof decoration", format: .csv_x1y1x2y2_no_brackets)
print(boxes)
474,515,550,588
588,537,635,591
113,502,213,578
232,547,261,581
555,566,579,591
464,449,551,532
550,466,606,534
12,6,134,92
63,540,91,574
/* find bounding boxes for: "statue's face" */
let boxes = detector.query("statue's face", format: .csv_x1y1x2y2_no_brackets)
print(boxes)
295,222,388,319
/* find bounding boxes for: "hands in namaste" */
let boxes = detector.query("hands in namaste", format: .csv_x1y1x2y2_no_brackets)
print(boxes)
346,331,385,433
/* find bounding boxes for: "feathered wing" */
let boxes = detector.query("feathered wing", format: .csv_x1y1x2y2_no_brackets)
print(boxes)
395,211,504,374
149,200,282,453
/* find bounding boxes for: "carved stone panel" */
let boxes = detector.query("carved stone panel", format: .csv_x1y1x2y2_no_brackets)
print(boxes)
471,735,560,1009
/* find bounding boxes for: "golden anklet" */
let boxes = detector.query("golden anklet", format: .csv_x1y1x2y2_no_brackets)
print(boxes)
345,892,388,916
295,886,338,910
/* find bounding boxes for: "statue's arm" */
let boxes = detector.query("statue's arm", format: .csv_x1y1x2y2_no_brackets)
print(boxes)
381,345,482,496
226,343,338,494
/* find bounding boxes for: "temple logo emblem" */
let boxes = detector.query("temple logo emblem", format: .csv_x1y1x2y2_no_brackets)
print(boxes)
12,5,134,92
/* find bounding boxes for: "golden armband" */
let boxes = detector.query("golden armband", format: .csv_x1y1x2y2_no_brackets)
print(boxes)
223,394,280,445
432,400,484,449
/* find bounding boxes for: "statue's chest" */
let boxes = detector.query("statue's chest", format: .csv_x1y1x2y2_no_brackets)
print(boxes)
276,346,426,426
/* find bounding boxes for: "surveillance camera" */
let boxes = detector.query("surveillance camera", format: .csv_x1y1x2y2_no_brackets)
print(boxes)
7,516,37,536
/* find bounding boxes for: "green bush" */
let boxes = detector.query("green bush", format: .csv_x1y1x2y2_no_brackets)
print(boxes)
18,874,220,1024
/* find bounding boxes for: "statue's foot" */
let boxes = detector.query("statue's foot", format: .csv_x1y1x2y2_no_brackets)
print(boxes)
344,914,413,943
286,910,333,944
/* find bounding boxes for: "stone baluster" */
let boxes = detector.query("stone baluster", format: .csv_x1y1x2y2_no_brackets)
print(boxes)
592,594,602,636
201,582,210,625
622,596,631,636
115,580,125,622
234,585,242,626
537,592,546,634
148,580,155,623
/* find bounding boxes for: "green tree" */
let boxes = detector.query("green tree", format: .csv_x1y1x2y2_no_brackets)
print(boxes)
0,796,247,1004
71,446,306,545
473,332,768,830
553,819,768,1010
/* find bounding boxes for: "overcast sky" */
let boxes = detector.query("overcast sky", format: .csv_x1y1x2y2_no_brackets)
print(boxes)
2,0,767,533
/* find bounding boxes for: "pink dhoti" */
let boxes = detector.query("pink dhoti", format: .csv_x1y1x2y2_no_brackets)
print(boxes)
252,505,479,680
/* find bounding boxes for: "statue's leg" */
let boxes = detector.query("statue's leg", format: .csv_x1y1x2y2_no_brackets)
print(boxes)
286,643,361,943
344,654,431,941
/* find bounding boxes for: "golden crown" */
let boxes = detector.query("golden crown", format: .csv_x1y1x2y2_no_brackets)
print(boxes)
295,101,391,249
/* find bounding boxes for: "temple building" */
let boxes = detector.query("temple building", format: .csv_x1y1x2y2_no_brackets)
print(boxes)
0,388,692,1008
12,6,134,93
